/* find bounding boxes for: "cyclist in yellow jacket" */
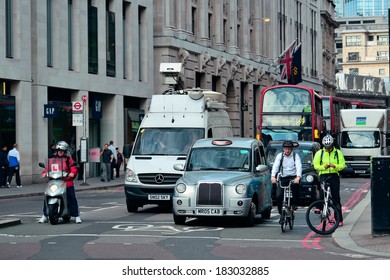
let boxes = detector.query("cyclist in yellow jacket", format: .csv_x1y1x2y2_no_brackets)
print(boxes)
313,134,346,226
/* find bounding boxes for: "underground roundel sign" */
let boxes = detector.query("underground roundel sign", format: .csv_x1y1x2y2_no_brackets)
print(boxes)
72,101,83,112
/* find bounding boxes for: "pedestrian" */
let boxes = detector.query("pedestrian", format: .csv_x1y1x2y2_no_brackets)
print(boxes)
115,147,124,177
100,143,113,182
313,134,346,226
108,140,117,180
48,143,56,158
0,144,8,188
271,140,302,219
7,143,22,188
39,141,82,223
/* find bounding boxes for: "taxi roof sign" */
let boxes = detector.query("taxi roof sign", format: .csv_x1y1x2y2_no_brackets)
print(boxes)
211,139,232,146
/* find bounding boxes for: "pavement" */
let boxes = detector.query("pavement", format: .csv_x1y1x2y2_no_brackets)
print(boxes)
1,176,390,258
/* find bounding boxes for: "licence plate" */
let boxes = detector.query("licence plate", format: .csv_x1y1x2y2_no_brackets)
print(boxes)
148,194,170,200
355,170,366,174
196,208,222,216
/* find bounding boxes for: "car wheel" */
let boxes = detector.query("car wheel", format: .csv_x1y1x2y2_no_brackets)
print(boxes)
173,213,186,225
261,206,272,219
244,201,256,227
126,200,139,213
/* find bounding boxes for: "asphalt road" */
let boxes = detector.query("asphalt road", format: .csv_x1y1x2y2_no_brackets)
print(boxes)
0,177,375,260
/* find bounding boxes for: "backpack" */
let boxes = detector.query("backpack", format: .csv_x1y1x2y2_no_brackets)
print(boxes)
319,148,339,165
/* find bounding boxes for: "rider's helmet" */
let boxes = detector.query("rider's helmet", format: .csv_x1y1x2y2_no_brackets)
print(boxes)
282,140,294,148
322,134,334,148
55,141,69,152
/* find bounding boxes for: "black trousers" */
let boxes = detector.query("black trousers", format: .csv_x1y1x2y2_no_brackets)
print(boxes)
7,165,21,186
276,175,299,214
319,173,343,222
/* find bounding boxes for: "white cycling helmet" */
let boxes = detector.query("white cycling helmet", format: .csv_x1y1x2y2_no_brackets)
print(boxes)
55,141,69,151
322,135,334,148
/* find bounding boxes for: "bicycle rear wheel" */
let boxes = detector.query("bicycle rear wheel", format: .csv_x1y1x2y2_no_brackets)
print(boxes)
306,200,340,235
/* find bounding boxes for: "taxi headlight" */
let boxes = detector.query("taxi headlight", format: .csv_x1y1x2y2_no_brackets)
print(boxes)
176,183,186,193
235,184,247,194
306,175,314,183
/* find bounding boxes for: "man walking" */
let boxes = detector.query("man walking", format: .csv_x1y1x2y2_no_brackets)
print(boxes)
7,143,22,188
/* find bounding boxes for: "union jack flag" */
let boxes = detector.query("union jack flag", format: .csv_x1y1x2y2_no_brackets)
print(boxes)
278,39,297,81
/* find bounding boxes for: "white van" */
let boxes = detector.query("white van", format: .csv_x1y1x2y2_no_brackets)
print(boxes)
124,89,233,212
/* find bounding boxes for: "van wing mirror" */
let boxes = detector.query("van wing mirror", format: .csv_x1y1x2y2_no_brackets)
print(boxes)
123,144,132,158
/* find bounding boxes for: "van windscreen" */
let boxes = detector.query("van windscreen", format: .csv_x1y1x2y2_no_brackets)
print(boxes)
132,128,205,155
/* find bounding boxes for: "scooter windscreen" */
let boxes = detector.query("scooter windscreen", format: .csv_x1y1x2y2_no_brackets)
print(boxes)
45,157,70,179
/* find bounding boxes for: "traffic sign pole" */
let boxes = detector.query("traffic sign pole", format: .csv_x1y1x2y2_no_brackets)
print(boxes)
80,95,89,186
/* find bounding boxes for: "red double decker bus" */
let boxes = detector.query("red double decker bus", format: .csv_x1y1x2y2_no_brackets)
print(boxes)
258,85,324,145
322,96,352,140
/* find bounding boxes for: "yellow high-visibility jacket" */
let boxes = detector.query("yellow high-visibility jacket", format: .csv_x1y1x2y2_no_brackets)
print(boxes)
313,147,346,175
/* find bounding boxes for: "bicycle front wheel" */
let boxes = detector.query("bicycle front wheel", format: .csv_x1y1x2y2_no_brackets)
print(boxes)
289,211,294,230
306,200,340,235
280,210,287,232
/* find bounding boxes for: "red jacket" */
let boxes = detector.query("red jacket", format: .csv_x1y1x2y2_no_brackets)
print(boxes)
42,156,78,187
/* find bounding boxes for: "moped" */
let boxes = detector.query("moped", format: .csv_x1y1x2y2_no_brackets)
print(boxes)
39,160,76,225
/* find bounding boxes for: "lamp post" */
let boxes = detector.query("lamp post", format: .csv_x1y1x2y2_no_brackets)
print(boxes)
248,17,271,25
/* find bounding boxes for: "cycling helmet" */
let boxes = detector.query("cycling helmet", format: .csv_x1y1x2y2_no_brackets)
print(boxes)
55,141,69,151
322,135,334,148
282,140,294,148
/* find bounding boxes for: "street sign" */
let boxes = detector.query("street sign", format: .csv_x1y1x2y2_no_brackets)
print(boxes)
82,95,87,103
72,101,83,112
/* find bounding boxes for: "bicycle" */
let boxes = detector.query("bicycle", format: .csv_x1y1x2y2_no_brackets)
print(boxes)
305,177,341,235
277,175,295,233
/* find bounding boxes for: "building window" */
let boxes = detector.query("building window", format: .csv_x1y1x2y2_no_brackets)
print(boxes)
349,68,359,75
138,6,146,82
88,2,98,74
68,0,73,70
346,36,361,46
47,0,53,67
5,0,13,58
377,35,388,45
192,7,197,36
106,6,116,77
379,69,385,75
377,51,388,60
347,52,360,62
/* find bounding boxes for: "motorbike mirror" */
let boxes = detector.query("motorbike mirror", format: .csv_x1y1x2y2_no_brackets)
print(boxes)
39,162,45,168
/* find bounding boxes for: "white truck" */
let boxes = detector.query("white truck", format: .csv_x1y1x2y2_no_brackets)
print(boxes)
339,109,390,175
124,89,233,212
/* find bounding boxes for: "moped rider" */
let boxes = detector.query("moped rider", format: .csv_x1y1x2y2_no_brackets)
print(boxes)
38,141,82,224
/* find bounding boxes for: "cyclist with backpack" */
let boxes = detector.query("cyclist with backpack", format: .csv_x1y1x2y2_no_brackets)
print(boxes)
313,134,346,226
271,140,302,218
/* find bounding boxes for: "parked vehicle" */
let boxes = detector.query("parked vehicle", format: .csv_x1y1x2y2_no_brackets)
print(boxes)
340,109,390,175
265,140,321,205
39,161,76,225
172,138,272,226
124,89,233,212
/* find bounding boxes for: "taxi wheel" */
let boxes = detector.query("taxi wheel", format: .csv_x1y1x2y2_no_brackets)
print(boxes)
173,213,186,225
244,202,256,227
